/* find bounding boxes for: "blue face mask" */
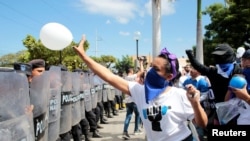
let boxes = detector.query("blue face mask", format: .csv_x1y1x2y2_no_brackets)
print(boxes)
144,68,169,104
242,68,250,92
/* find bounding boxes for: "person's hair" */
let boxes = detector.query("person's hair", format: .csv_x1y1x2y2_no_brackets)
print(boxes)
158,54,179,75
126,67,134,74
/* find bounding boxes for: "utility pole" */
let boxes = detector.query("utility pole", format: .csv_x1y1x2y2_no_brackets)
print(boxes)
152,0,161,58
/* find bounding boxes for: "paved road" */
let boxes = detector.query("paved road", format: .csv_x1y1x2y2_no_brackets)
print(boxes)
89,108,146,141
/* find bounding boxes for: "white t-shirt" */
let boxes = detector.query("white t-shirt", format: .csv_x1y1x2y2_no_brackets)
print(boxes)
124,74,137,103
129,82,194,141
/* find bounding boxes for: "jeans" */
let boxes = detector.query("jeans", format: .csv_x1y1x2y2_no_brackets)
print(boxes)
123,102,141,132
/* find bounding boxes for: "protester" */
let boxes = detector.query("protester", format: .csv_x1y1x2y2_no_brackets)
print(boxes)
225,49,250,125
186,44,242,125
122,65,143,140
73,34,208,141
182,66,210,141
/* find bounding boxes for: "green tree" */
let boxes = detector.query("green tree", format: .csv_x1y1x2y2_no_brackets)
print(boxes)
202,0,250,65
22,34,90,69
114,55,134,74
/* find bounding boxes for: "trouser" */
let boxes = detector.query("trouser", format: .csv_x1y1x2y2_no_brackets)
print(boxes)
71,124,82,141
85,110,97,132
97,102,105,121
103,101,111,116
59,132,71,141
92,105,101,123
109,100,116,113
80,118,89,135
123,102,140,132
115,95,123,108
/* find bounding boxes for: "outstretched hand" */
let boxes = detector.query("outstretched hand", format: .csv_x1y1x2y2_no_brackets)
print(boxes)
73,34,86,56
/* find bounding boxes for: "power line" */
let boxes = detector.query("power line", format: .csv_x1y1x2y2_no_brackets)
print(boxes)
0,1,43,25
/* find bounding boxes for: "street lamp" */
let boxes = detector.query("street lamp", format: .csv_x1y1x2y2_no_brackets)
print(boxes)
134,31,141,60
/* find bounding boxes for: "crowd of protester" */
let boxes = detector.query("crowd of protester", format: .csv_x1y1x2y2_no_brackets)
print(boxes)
1,35,250,141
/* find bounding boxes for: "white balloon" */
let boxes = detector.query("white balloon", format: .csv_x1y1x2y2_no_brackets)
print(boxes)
40,22,73,50
236,47,245,58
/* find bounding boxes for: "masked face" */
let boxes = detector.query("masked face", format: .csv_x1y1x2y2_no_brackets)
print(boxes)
144,67,169,104
145,68,168,88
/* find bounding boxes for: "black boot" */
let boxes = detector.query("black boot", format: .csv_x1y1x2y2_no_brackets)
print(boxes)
97,124,104,129
84,135,93,141
100,119,108,124
100,117,108,124
113,110,119,116
92,130,102,138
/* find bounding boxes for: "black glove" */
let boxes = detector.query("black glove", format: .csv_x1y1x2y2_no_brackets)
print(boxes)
185,49,193,56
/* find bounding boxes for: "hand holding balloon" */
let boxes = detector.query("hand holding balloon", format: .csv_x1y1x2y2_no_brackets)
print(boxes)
229,75,247,89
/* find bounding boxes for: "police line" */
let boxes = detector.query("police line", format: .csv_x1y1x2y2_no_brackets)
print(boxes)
0,66,114,141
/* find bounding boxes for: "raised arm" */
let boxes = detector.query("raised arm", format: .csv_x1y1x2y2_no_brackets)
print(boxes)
185,50,211,76
73,35,131,95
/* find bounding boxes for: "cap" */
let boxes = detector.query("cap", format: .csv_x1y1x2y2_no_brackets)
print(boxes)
28,59,45,69
212,44,234,56
13,62,32,76
242,49,250,59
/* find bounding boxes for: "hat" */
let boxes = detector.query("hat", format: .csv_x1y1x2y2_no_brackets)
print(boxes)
242,49,250,59
13,62,32,76
28,59,45,69
212,44,234,56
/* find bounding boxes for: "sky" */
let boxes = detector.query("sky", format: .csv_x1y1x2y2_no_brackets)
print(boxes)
0,0,226,59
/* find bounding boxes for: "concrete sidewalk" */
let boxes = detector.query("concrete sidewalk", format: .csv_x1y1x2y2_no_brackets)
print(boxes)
90,108,146,141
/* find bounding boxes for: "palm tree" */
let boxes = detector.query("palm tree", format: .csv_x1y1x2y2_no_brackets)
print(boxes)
196,0,204,64
152,0,161,58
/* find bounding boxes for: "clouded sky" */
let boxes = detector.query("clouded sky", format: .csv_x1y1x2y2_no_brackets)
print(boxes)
0,0,225,59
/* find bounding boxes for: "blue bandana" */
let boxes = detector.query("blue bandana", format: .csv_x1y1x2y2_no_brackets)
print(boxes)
217,63,234,78
144,68,169,104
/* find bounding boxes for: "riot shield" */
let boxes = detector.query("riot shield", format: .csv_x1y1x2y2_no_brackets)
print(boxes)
93,75,103,103
47,66,61,141
102,83,109,102
0,72,34,141
115,88,122,97
91,88,97,109
89,73,97,109
83,72,92,112
29,71,50,141
96,85,103,103
71,72,81,126
79,73,86,120
60,71,72,134
108,85,115,101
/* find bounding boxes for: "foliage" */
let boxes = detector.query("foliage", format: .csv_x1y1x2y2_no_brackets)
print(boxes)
203,0,250,65
21,34,90,70
114,55,134,75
